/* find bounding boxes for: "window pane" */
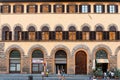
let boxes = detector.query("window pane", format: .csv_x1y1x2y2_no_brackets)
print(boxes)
10,67,16,71
33,67,38,71
109,5,115,13
39,64,44,71
10,64,15,67
96,5,102,13
82,5,88,13
17,64,20,71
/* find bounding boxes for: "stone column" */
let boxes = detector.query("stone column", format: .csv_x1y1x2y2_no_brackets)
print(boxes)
0,43,7,73
46,57,53,74
22,56,30,73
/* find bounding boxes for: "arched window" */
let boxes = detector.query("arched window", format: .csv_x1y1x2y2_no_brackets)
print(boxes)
96,50,107,59
28,26,36,40
55,50,67,73
55,26,63,40
9,50,21,73
42,26,49,40
32,50,44,73
109,26,116,40
69,26,76,40
2,26,12,40
96,26,103,40
14,26,22,40
82,26,90,40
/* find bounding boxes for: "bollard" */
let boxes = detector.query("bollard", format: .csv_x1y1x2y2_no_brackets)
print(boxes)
28,75,33,80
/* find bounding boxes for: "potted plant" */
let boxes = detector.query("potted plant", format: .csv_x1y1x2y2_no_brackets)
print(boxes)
114,68,120,79
94,68,103,79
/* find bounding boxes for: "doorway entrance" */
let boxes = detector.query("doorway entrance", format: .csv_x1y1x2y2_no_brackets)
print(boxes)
96,63,108,72
75,51,87,74
95,50,109,72
55,50,67,74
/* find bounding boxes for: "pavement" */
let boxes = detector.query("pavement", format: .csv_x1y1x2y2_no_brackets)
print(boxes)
0,74,90,80
0,74,119,80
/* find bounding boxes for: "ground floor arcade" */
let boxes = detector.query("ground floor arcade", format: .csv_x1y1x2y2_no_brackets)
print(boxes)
0,42,119,74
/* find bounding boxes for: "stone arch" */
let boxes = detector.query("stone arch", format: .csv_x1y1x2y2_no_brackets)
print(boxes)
40,24,50,31
108,24,118,31
14,24,23,31
68,24,77,31
27,44,48,58
95,24,104,31
72,44,91,58
54,24,64,31
50,45,70,58
27,24,37,31
81,23,91,31
41,26,49,32
50,45,70,74
5,44,25,57
72,44,91,74
5,44,25,73
115,46,120,56
92,44,112,60
1,24,11,31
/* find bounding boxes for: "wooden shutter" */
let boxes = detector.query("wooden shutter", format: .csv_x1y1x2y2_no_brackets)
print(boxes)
76,31,79,40
94,5,96,13
102,5,105,13
75,5,78,13
107,5,110,13
54,5,56,13
27,5,29,13
13,5,16,13
63,31,66,40
115,5,118,13
90,31,96,40
62,5,64,13
25,31,28,40
35,5,38,13
40,5,42,12
116,31,120,40
1,6,3,13
79,5,82,13
88,5,91,13
103,31,109,40
49,31,55,40
9,31,12,40
2,31,5,40
36,31,42,40
14,31,18,40
21,5,24,13
67,5,69,13
48,5,51,12
8,5,11,13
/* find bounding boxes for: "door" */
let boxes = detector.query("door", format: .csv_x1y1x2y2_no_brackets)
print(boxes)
75,51,87,74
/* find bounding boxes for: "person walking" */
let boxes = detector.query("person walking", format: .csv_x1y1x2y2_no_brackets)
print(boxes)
57,69,61,80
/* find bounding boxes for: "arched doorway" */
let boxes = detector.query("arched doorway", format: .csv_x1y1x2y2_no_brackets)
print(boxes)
55,50,67,74
95,50,109,72
75,51,87,74
9,50,21,73
32,50,44,73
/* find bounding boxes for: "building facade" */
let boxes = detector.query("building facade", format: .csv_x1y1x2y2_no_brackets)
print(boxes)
0,0,120,74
